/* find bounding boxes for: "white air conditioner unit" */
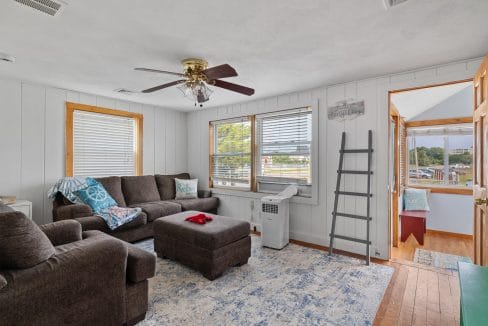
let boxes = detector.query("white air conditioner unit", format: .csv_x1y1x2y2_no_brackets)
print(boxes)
261,196,290,249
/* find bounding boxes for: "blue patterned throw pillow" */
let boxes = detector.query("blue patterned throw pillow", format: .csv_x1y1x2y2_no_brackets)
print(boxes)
74,177,117,213
175,178,198,199
404,188,430,211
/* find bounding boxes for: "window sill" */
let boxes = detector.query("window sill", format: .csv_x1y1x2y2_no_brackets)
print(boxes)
406,185,473,195
210,188,319,205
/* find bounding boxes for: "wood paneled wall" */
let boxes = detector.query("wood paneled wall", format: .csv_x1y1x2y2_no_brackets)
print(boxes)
0,79,187,225
186,58,483,259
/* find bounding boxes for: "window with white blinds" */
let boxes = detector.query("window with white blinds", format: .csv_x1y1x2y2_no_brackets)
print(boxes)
256,107,312,196
209,106,315,197
210,117,252,190
67,104,142,177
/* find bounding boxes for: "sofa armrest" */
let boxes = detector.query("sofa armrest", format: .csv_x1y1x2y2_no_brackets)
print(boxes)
198,189,212,198
126,244,156,283
0,235,128,325
53,203,93,221
38,220,82,246
82,230,156,283
75,215,109,232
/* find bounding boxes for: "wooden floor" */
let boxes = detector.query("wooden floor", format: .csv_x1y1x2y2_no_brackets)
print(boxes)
391,230,474,261
374,231,473,326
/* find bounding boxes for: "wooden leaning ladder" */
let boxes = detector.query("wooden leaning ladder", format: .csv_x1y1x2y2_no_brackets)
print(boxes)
329,130,373,265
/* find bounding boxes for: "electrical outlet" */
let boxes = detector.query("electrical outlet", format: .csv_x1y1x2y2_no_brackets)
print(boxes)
375,250,381,256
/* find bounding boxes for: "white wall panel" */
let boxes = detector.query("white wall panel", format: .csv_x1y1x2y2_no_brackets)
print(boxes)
186,57,482,259
0,79,22,198
0,78,186,224
21,84,46,224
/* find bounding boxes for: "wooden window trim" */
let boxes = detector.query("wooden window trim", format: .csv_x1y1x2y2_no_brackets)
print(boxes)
405,116,473,128
65,102,143,177
406,185,473,195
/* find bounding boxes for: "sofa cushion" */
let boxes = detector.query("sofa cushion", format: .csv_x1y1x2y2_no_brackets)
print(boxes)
155,173,190,200
122,176,160,206
130,201,182,222
153,211,250,250
172,197,219,213
0,211,55,269
75,212,147,233
95,176,126,207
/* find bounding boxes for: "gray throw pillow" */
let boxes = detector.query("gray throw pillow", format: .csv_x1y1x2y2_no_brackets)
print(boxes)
0,211,55,269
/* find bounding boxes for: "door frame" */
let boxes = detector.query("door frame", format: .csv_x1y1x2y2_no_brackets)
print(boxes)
387,78,473,253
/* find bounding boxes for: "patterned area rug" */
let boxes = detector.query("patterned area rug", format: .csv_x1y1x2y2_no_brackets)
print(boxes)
134,236,393,326
413,248,471,271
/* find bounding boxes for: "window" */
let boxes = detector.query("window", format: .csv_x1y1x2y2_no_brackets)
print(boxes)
256,107,312,196
406,123,473,188
210,117,252,190
209,106,314,197
66,102,143,177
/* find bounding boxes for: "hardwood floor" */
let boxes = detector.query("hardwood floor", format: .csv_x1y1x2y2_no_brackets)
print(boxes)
374,231,473,325
391,230,473,261
374,260,460,326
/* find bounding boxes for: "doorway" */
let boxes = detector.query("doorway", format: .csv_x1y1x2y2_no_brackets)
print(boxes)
388,80,475,263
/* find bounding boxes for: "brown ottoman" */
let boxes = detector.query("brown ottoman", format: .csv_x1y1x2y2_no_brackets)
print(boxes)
153,211,251,280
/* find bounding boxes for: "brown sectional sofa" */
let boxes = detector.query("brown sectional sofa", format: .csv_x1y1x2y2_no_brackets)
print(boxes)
52,173,219,242
0,204,156,326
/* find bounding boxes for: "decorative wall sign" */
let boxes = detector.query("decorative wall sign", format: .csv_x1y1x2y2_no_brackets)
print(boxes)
328,100,365,121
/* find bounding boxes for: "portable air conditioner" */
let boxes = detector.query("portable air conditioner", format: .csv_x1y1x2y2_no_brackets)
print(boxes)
261,195,290,249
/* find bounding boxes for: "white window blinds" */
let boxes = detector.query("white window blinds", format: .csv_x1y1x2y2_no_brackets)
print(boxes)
256,107,312,195
73,110,137,177
211,117,251,190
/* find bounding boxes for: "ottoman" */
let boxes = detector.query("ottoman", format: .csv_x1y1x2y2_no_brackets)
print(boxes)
153,211,251,280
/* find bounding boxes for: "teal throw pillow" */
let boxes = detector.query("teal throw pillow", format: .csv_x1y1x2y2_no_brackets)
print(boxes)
75,177,117,213
404,188,430,211
175,178,198,199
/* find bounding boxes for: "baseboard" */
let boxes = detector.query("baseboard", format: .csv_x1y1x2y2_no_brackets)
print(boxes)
426,228,473,239
250,227,388,261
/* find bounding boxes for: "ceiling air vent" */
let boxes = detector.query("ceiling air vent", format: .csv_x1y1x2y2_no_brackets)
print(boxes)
383,0,409,9
14,0,65,16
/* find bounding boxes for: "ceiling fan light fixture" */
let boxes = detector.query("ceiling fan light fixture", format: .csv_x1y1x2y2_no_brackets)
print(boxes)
178,81,212,103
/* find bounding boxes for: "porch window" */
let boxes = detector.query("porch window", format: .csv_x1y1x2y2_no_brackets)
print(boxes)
406,123,473,188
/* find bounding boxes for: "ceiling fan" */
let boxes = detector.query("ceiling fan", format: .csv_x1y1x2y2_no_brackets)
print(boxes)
135,58,255,105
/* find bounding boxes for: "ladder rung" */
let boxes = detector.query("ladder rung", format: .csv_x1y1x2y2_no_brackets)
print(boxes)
330,234,371,245
333,212,372,220
335,191,372,197
338,170,373,175
340,149,373,153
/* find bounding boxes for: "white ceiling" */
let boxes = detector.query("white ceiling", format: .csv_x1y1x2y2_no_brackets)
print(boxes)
391,81,472,120
0,0,487,111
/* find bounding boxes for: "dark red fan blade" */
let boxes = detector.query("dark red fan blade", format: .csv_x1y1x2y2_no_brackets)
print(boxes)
135,68,185,77
212,79,254,96
203,64,237,80
142,80,186,93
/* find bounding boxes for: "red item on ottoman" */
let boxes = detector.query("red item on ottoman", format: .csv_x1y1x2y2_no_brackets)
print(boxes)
185,213,213,224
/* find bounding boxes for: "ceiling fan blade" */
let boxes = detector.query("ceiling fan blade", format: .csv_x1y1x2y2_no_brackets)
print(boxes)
142,80,186,93
203,64,238,80
212,79,254,96
134,68,185,77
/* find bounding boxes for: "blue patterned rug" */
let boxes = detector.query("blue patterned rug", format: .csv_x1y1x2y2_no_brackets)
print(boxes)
413,248,471,271
134,236,393,325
